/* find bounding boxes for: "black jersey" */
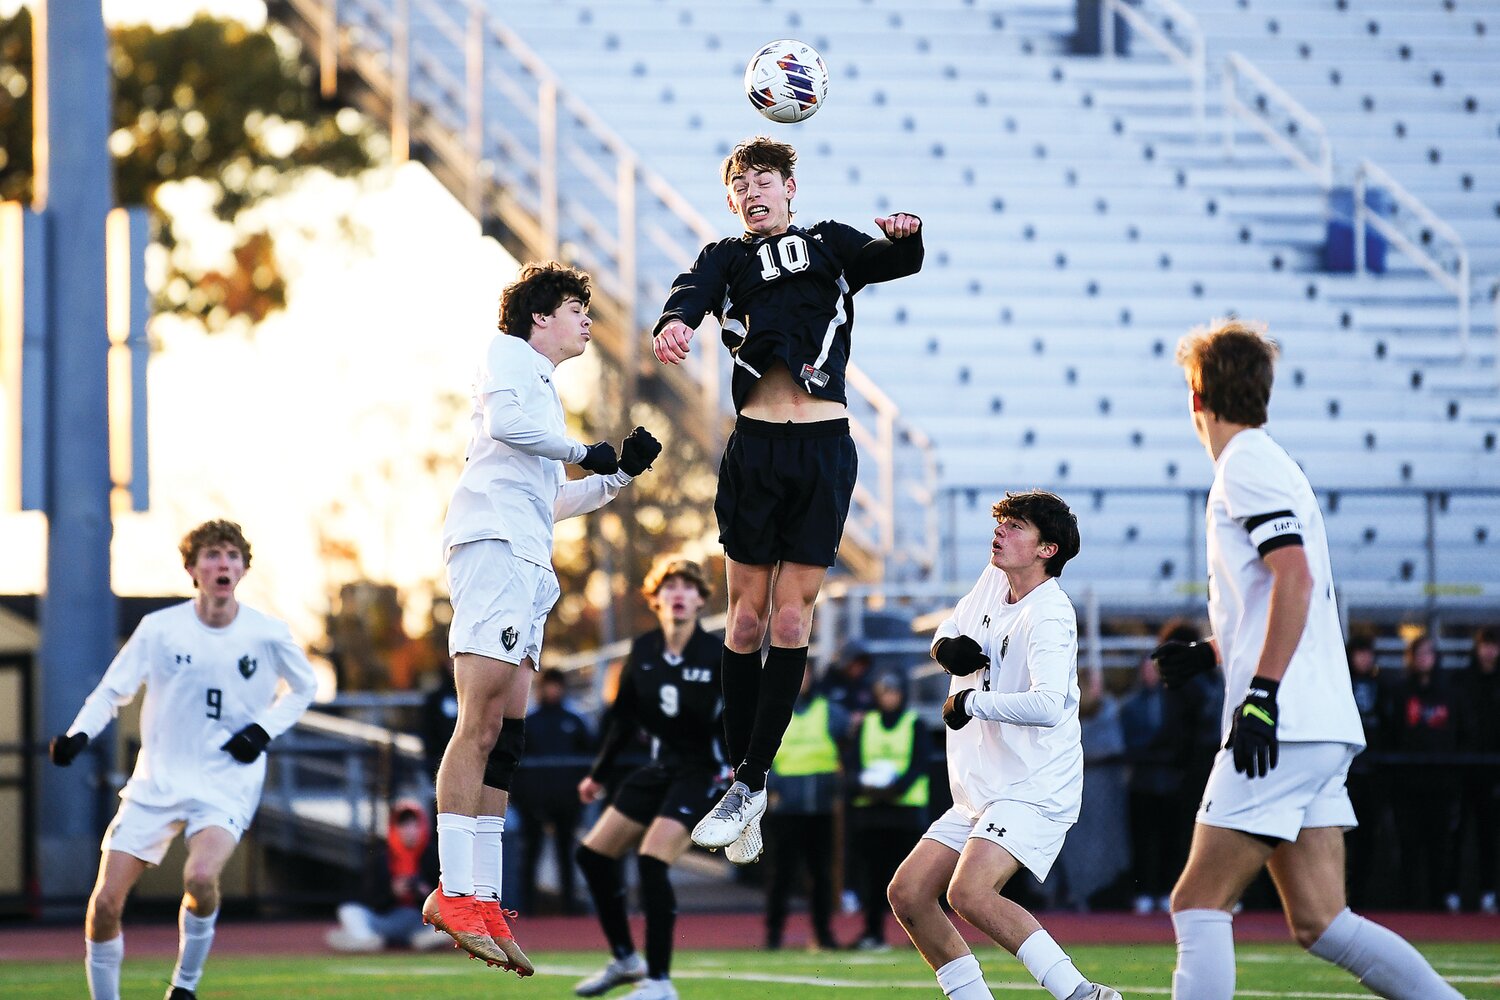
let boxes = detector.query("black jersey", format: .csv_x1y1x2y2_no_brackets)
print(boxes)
654,219,923,411
589,625,726,777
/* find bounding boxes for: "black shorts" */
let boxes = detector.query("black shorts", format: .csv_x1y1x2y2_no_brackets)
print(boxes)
610,761,725,828
715,416,857,568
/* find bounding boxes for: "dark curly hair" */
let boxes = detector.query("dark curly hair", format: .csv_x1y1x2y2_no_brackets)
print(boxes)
720,136,798,185
179,519,252,571
498,262,592,340
991,490,1081,577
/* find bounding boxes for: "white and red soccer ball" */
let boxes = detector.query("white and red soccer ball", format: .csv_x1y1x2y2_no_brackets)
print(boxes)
744,39,829,124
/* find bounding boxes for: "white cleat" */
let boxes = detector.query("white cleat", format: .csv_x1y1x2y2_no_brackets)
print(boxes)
691,780,767,850
622,978,678,1000
1083,986,1123,1000
723,811,764,865
574,953,647,997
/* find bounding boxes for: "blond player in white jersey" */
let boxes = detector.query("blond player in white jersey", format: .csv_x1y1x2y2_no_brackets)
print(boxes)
1156,320,1464,1000
887,490,1120,1000
47,520,317,1000
425,261,662,974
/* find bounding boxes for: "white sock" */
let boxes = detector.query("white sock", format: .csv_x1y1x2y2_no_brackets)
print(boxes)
171,905,217,990
437,812,477,895
1308,908,1464,999
1171,908,1236,1000
935,953,996,1000
85,934,123,1000
474,814,505,901
1016,928,1089,1000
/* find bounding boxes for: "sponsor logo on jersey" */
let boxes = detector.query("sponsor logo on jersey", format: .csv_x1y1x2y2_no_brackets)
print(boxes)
681,667,713,683
985,823,1006,837
501,626,519,651
238,655,257,679
175,654,192,665
800,363,829,388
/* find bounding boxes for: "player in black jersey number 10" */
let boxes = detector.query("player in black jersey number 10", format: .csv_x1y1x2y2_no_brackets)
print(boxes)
652,136,923,862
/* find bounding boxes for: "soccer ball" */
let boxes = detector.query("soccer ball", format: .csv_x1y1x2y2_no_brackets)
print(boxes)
744,39,829,124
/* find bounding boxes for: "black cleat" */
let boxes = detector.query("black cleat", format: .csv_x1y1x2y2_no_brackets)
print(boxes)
165,987,196,1000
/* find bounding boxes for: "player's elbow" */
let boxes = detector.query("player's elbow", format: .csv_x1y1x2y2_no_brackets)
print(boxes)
1026,692,1066,728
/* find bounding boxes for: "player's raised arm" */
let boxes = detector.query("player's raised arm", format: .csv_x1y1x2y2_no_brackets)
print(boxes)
845,214,924,287
49,626,153,765
653,243,730,365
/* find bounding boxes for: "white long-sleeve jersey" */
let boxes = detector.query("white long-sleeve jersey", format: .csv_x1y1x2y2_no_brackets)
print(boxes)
932,570,1083,825
442,333,632,566
67,601,318,820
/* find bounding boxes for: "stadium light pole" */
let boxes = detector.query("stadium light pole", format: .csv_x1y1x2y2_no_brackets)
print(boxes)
33,0,118,907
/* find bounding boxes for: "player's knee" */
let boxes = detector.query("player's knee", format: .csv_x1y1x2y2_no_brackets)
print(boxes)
89,888,127,926
1288,909,1335,950
483,718,526,791
725,607,766,650
886,873,917,918
183,868,218,903
944,875,991,924
768,604,810,646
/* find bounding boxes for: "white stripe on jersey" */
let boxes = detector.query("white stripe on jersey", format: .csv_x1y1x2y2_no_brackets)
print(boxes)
804,272,849,392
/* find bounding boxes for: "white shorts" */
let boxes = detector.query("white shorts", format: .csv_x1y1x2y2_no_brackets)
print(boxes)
921,801,1072,882
446,538,559,667
1196,741,1360,843
102,798,247,866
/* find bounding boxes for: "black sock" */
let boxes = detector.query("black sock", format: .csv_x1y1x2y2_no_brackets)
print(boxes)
737,645,807,792
637,855,676,980
720,647,762,771
575,844,634,960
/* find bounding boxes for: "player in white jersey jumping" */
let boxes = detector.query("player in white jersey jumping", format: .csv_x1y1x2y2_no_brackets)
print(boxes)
887,491,1120,1000
1155,320,1464,1000
426,261,661,974
47,520,318,1000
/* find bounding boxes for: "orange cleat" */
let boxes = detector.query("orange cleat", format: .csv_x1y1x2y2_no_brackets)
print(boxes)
421,884,510,967
477,898,535,977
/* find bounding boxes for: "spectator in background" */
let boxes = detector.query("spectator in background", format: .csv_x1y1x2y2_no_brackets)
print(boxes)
1344,632,1391,909
1390,632,1463,911
765,662,847,952
420,660,459,784
511,668,594,914
846,672,928,951
1146,619,1221,877
820,643,877,723
1054,669,1129,912
328,800,447,952
1459,627,1500,915
1120,644,1183,915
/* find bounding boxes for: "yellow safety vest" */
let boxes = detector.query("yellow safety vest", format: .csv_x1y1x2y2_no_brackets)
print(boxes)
773,697,840,777
854,708,928,808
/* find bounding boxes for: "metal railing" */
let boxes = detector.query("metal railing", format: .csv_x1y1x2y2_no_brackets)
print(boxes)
1222,51,1333,190
270,0,937,580
1101,0,1207,135
1355,159,1473,359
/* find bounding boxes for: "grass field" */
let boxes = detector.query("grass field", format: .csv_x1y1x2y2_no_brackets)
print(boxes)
5,943,1498,999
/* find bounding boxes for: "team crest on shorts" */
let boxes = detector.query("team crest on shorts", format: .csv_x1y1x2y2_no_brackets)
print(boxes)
238,655,257,679
501,626,519,651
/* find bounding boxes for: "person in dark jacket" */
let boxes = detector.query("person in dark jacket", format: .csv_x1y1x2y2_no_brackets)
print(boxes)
1458,627,1500,914
1343,632,1392,909
846,672,927,950
511,668,594,914
1120,646,1184,915
1390,632,1462,910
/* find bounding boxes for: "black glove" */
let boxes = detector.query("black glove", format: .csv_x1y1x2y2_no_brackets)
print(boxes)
618,426,662,476
1150,639,1217,689
49,732,89,766
1227,677,1279,779
942,689,974,731
933,635,989,677
577,441,619,475
221,723,271,764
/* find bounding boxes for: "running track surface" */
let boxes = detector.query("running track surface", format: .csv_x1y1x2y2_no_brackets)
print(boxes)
1,912,1494,962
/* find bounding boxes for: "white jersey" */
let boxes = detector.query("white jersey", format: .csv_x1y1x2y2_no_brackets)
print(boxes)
933,570,1083,825
1206,428,1364,747
442,333,632,567
67,601,318,820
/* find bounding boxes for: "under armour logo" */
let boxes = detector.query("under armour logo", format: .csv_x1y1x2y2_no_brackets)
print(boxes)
985,823,1006,837
981,615,991,627
175,654,192,664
